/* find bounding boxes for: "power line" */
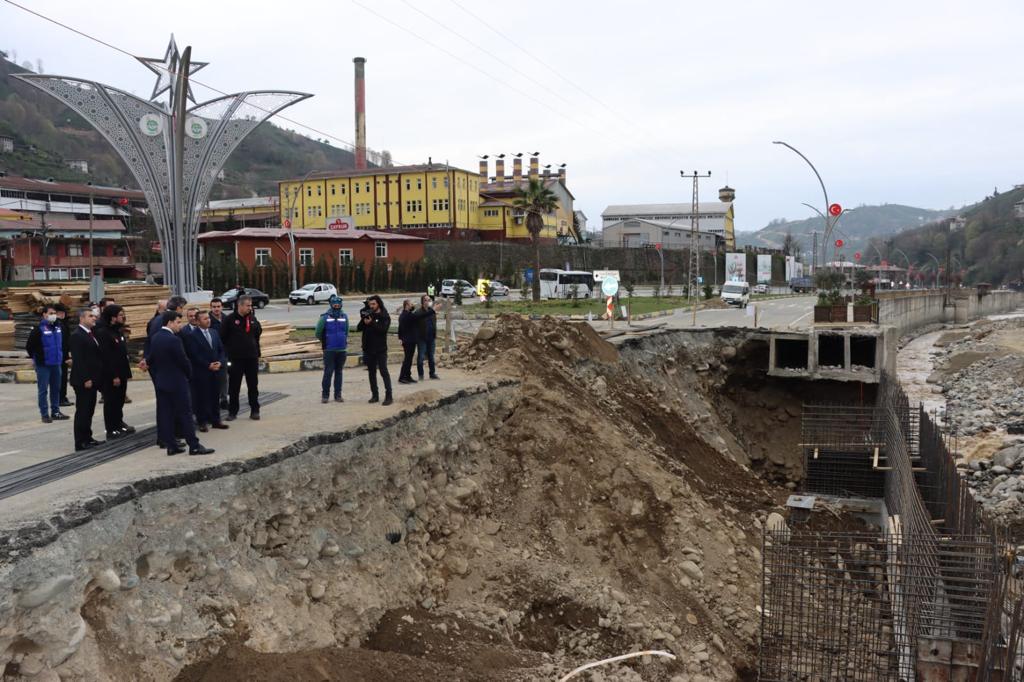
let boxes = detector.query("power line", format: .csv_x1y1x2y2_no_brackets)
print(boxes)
350,0,605,138
1,0,383,162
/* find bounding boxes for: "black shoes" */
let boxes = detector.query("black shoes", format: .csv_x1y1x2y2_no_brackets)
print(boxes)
75,438,103,451
430,374,440,380
119,424,135,434
211,423,229,430
321,396,329,404
59,399,73,407
226,413,237,422
106,430,123,439
382,395,393,406
52,412,69,421
189,446,215,456
167,446,185,456
41,415,52,424
398,377,417,384
368,396,379,404
158,439,186,449
250,411,260,420
335,396,344,403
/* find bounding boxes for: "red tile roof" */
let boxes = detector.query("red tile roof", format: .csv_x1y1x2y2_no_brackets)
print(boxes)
197,227,426,241
0,176,145,200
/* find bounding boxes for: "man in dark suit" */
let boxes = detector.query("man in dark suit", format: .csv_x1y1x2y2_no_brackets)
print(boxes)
69,307,104,451
183,310,229,432
147,310,215,457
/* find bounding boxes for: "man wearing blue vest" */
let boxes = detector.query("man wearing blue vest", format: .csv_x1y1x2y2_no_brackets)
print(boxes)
25,304,70,424
315,294,348,403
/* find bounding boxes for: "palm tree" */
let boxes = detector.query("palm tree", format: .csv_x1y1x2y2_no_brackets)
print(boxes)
513,177,560,302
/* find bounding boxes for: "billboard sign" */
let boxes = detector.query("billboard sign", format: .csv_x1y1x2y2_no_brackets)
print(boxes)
327,217,353,231
785,255,795,281
593,269,621,282
725,252,746,282
756,254,772,283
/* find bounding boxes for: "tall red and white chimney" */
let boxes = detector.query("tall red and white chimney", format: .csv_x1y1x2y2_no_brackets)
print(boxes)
353,57,367,170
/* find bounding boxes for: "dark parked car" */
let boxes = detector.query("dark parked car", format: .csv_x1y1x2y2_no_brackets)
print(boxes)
220,287,270,310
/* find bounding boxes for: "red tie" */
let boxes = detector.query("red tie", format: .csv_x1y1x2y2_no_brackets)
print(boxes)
88,330,97,345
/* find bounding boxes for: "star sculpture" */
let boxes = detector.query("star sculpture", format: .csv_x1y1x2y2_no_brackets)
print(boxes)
136,34,208,104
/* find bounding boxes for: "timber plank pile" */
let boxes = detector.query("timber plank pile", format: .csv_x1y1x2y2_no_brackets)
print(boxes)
0,321,13,351
258,321,321,359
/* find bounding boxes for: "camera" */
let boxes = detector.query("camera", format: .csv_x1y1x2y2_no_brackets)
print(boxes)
359,306,372,319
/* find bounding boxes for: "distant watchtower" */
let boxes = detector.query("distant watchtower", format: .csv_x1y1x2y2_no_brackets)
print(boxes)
719,185,736,203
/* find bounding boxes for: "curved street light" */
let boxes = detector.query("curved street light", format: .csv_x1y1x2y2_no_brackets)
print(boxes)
774,141,835,267
285,169,323,294
925,252,941,288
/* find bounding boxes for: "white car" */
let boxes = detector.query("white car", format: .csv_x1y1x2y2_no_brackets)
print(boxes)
753,284,769,295
440,279,476,298
289,283,337,305
489,281,511,296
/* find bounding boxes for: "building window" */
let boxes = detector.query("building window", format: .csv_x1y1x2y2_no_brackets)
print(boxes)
355,183,360,194
48,268,69,280
330,185,336,195
255,248,271,267
33,268,45,280
432,198,449,211
69,267,86,279
444,176,449,189
339,248,353,264
405,200,423,213
484,208,499,217
405,179,410,190
299,248,314,266
416,179,422,190
365,182,370,192
375,241,387,259
68,243,83,256
432,177,437,189
316,185,322,196
307,187,312,197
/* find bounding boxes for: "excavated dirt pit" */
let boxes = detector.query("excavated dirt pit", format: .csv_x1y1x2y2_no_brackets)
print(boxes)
2,315,863,681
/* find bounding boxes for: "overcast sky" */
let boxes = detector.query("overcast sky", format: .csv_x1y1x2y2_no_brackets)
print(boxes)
4,0,1022,232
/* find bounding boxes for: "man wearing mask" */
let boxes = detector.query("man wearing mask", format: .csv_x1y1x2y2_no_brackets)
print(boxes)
314,295,349,403
69,307,104,451
397,299,418,385
96,305,135,439
184,310,229,432
221,294,262,420
414,294,440,381
25,305,69,424
356,295,392,405
148,310,214,456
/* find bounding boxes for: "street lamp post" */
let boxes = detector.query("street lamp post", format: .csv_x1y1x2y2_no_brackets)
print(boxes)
925,252,941,289
774,141,837,268
285,169,322,295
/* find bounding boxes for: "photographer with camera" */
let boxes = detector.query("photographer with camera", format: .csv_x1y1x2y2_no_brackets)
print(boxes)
357,295,392,406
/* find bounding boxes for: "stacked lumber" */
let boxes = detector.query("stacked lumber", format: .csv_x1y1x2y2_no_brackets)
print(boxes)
0,283,171,349
258,321,321,359
0,320,13,351
0,350,33,372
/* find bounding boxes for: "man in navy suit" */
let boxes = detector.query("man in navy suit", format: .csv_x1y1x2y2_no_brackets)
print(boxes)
69,307,104,451
147,310,215,456
183,310,229,432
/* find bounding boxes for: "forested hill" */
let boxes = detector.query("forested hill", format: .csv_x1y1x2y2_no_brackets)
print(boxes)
0,54,360,198
881,186,1024,285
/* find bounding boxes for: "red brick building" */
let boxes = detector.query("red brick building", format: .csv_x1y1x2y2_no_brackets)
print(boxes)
197,227,426,271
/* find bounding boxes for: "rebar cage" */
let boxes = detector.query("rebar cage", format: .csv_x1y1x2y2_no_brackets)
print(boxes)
761,376,1024,680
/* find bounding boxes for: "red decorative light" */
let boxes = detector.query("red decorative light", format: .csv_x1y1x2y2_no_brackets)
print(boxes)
835,239,844,248
118,197,129,206
828,203,842,217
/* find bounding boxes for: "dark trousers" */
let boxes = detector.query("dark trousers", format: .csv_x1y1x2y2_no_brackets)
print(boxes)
365,351,392,399
60,362,70,402
102,381,127,434
192,369,220,425
417,337,436,378
228,358,260,415
73,385,98,447
218,368,228,405
321,351,346,398
399,341,416,380
157,388,199,450
35,364,60,417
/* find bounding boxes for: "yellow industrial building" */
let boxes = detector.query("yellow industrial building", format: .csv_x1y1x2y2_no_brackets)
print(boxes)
277,155,577,243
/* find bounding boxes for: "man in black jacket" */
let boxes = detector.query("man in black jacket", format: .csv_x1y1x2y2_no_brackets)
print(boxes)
96,305,135,439
69,307,104,451
397,299,417,384
357,295,392,405
147,310,214,456
54,304,74,407
221,294,262,420
413,294,440,381
183,310,229,432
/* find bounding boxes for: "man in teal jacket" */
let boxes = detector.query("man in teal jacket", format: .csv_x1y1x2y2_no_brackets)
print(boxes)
315,295,348,403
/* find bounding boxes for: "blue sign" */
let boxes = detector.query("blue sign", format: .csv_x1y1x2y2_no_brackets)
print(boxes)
601,277,619,297
524,268,534,284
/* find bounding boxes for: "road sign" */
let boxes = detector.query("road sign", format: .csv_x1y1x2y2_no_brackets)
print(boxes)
601,277,619,297
854,252,861,261
283,219,291,229
654,243,662,251
593,270,620,282
881,259,888,267
524,268,534,284
835,239,844,248
829,203,842,217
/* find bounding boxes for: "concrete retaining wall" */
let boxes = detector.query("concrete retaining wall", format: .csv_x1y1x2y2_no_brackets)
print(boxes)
877,289,1024,335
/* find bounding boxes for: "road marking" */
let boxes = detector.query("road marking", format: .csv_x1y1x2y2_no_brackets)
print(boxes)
789,311,812,327
0,450,22,458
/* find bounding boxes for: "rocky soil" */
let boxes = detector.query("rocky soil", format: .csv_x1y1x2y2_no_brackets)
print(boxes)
2,315,822,681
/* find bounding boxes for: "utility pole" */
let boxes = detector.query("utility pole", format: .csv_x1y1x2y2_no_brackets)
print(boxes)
812,231,818,275
681,170,712,326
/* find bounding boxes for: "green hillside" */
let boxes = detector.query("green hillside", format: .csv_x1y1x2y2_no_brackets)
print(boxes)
0,53,361,198
737,204,956,255
880,186,1024,285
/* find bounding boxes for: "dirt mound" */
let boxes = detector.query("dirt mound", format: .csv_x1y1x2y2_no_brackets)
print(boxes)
451,314,619,375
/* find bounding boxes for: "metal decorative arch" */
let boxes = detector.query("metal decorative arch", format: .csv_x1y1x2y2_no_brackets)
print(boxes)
14,37,311,294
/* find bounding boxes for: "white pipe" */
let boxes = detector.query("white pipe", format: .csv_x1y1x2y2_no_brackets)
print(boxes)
557,650,677,682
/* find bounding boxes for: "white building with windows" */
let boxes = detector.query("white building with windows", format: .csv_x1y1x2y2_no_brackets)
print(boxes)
600,217,720,251
601,186,737,249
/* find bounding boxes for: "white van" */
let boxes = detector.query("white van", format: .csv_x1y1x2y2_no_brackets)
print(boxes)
721,281,750,308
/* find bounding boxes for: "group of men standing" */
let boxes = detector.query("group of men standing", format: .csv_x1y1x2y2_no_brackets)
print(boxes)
28,292,263,457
